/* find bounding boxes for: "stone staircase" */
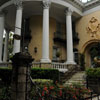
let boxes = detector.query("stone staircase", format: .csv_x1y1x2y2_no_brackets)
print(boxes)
64,71,86,86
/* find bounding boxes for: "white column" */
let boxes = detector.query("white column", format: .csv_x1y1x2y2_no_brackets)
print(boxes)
65,8,76,65
0,13,4,62
3,31,9,62
41,0,51,63
13,0,22,54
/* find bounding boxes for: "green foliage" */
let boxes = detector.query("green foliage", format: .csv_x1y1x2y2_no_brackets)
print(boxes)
32,79,53,84
86,68,100,78
31,68,60,82
30,82,91,100
0,67,12,85
0,67,60,84
0,87,11,100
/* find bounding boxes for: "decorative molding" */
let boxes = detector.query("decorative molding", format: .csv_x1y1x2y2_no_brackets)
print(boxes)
87,17,100,37
43,0,51,9
81,39,100,53
13,0,22,9
65,8,73,16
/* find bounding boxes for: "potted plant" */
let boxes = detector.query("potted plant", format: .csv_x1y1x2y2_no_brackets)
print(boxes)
56,51,60,58
94,56,100,65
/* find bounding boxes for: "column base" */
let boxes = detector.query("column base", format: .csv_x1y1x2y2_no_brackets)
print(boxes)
65,61,76,65
41,58,51,63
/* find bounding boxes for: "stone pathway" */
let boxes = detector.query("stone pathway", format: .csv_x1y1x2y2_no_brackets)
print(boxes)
64,71,86,85
90,96,100,100
64,71,100,100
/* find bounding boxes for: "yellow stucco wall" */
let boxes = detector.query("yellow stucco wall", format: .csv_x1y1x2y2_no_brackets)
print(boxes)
76,10,100,67
29,11,100,67
28,16,42,62
76,10,100,53
49,18,56,60
28,15,66,62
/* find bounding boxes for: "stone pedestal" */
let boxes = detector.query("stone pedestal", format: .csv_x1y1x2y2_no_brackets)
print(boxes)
11,52,33,100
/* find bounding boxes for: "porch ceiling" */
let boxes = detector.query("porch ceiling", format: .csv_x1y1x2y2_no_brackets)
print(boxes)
3,1,80,30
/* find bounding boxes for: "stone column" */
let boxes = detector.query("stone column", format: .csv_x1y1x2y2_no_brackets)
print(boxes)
41,0,51,63
3,31,9,62
13,0,23,54
65,8,76,65
11,52,33,100
0,12,4,62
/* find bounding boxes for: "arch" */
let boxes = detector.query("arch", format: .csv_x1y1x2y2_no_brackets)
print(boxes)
81,39,100,53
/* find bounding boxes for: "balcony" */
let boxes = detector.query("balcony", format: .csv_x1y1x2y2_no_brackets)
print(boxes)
53,32,66,44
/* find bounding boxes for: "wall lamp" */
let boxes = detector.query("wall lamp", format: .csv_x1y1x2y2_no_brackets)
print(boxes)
34,47,37,53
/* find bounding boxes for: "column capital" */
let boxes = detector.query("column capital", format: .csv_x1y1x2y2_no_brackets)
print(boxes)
65,8,73,16
13,0,23,9
43,0,51,9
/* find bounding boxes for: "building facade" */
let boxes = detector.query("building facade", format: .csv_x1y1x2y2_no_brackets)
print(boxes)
0,0,100,68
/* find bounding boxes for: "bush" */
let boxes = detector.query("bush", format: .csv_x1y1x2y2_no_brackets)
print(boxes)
0,67,59,84
0,87,11,100
0,67,12,85
30,82,91,100
86,68,100,78
31,68,59,82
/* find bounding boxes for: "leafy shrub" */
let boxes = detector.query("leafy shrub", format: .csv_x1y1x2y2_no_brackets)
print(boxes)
0,87,11,100
31,68,59,82
86,68,100,78
0,67,12,85
0,67,59,84
30,82,91,100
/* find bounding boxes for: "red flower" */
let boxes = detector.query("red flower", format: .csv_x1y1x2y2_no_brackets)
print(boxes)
59,90,62,96
73,95,77,100
49,86,54,90
43,87,48,91
42,91,45,96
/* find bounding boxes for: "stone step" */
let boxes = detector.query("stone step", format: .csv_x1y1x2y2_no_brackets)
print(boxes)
64,71,86,86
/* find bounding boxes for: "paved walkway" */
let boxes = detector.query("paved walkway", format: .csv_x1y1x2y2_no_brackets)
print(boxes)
90,96,100,100
64,71,86,85
64,71,100,100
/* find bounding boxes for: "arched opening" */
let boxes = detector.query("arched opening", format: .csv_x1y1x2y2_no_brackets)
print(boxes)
84,41,100,67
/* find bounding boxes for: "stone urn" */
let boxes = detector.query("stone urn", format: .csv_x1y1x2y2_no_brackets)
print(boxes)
94,57,100,65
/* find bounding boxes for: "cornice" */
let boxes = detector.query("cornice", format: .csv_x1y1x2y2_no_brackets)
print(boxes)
83,0,100,11
63,0,84,10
